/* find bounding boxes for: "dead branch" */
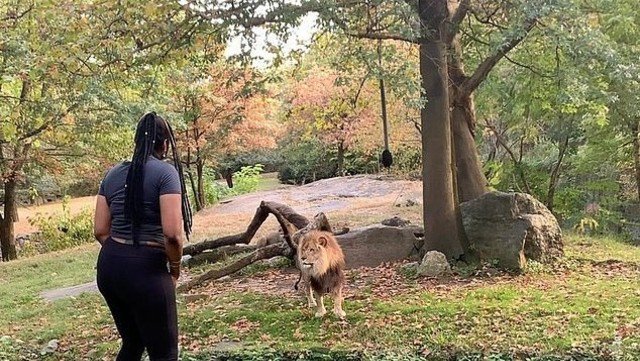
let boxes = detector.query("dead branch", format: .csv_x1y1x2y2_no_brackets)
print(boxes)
177,242,291,293
292,212,333,245
186,245,259,267
183,201,309,256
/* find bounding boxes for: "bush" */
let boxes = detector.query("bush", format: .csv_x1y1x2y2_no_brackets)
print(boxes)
24,196,94,255
217,150,282,174
277,139,382,185
193,164,265,207
278,139,336,184
390,145,422,179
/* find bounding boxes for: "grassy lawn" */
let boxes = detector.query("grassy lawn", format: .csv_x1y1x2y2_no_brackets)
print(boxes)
1,234,639,360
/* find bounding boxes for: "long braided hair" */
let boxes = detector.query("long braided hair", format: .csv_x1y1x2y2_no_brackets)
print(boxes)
124,112,193,245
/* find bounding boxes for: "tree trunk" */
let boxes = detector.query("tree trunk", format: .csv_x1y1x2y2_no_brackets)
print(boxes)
546,135,569,213
336,141,345,176
448,37,489,202
196,159,205,209
451,93,489,201
187,168,202,212
632,120,640,201
1,179,18,261
418,0,463,259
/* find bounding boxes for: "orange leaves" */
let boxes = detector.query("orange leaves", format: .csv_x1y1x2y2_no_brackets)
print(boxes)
172,63,281,163
287,67,378,148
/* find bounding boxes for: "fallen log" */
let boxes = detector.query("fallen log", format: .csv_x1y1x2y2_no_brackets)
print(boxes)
186,245,260,267
177,242,292,292
183,201,309,256
178,201,314,292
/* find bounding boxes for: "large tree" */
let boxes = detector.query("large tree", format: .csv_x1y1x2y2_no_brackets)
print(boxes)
0,0,204,260
184,0,557,258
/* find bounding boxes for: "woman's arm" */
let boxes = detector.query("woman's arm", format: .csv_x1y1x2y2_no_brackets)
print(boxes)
160,194,184,282
94,195,111,245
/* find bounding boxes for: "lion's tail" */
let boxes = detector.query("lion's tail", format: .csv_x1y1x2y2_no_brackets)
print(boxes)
293,271,302,291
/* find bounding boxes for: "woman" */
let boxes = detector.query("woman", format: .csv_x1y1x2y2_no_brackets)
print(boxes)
94,112,192,361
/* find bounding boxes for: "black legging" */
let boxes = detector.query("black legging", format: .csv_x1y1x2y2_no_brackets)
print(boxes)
97,238,178,361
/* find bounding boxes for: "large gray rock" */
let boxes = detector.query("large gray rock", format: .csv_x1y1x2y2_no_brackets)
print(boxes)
417,251,452,277
336,225,424,269
461,191,563,271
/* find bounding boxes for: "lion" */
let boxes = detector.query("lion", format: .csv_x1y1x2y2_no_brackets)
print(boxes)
296,230,346,319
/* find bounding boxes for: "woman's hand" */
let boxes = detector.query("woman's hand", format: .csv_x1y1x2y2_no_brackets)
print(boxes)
169,261,180,288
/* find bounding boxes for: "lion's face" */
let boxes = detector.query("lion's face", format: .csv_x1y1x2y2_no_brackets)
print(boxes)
298,235,330,276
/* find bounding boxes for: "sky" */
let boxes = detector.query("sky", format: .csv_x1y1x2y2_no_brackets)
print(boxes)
224,13,319,68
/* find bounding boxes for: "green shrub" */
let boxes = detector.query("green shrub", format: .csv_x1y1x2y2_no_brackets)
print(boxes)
217,150,282,174
191,164,266,207
391,145,422,179
278,139,336,184
25,196,94,255
277,139,381,184
232,164,264,194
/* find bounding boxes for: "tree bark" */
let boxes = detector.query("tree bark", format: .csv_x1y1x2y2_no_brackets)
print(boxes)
632,120,640,201
451,93,489,201
419,0,463,259
546,135,569,213
448,37,489,202
196,158,205,209
1,178,18,261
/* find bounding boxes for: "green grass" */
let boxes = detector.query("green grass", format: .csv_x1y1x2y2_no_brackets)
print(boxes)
1,233,640,360
255,172,283,192
564,233,640,263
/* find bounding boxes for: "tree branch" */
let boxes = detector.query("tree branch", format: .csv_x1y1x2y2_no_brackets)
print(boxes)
344,30,419,44
484,120,533,194
177,242,290,293
462,17,538,95
1,4,34,23
446,0,471,43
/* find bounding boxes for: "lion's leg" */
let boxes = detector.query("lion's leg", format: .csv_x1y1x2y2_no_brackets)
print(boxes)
332,287,346,319
304,275,317,308
314,291,326,318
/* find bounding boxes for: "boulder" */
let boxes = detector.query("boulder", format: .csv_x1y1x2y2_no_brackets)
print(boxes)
394,195,422,207
417,251,452,277
381,216,412,227
461,191,563,271
336,225,424,269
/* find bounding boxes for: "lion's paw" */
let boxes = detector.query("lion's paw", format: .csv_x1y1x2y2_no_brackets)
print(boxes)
314,310,327,318
334,309,346,319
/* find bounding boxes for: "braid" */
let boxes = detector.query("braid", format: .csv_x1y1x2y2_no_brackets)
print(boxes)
125,112,193,245
124,113,158,245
